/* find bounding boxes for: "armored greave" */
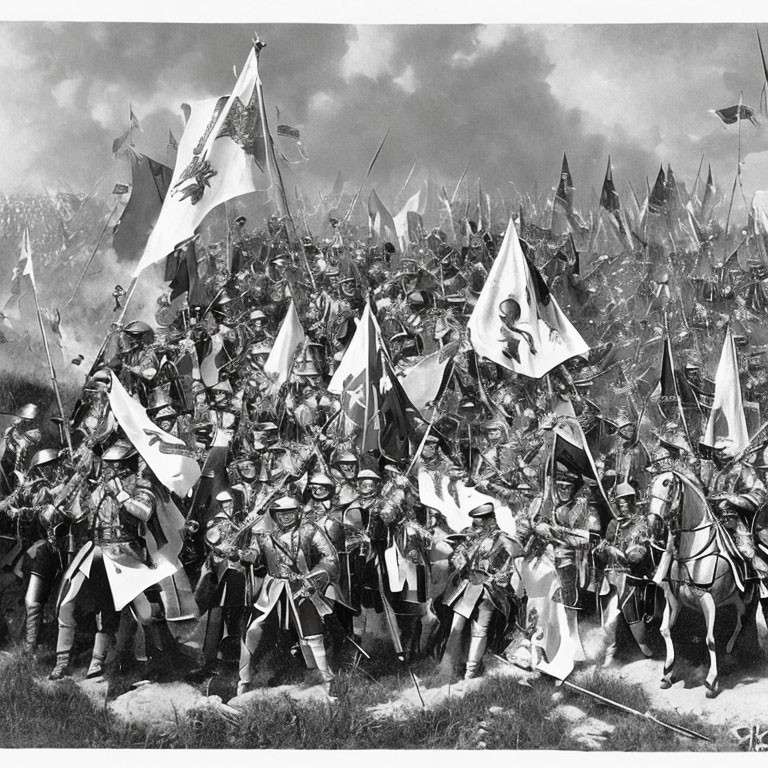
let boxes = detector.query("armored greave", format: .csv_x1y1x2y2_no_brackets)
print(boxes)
305,634,334,682
465,601,494,679
24,573,50,651
441,613,467,673
202,607,225,665
87,631,115,678
554,552,579,608
238,620,264,685
24,601,43,651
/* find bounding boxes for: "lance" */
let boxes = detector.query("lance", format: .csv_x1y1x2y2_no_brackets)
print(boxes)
22,230,74,456
490,654,709,742
552,676,710,742
451,160,471,205
67,192,123,305
342,128,391,226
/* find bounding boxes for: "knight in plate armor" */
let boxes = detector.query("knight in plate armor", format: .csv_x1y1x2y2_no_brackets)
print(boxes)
236,495,339,696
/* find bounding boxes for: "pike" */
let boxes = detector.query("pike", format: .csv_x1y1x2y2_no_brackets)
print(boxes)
490,654,709,742
399,159,418,197
451,160,471,204
66,192,123,305
553,676,710,742
342,128,390,226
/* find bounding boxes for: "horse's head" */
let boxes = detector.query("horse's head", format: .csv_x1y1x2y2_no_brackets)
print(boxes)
648,470,681,524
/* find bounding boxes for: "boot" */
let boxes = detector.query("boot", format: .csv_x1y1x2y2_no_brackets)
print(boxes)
86,632,114,679
24,602,43,653
49,651,72,680
305,634,334,685
464,634,488,680
408,617,422,662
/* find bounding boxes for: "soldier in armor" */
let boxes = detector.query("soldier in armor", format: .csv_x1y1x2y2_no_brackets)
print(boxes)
609,412,651,496
441,502,520,679
537,467,597,609
597,482,659,665
189,489,248,680
49,441,163,680
342,469,388,638
330,450,359,512
22,449,89,653
236,496,339,696
708,438,768,578
303,473,343,550
113,321,159,404
1,403,41,494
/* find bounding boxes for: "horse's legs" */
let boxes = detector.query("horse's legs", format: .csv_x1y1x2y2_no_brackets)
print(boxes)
726,597,745,655
600,591,620,667
659,586,679,689
699,592,720,698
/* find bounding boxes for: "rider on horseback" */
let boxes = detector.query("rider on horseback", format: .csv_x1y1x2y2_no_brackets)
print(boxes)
709,438,768,579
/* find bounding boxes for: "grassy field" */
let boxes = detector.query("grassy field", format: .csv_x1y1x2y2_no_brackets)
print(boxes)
0,643,739,750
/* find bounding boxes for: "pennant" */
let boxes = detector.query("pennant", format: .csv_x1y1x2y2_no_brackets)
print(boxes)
112,128,132,158
328,302,420,462
599,156,621,214
701,165,716,223
551,153,585,236
702,328,750,452
129,104,142,132
467,219,590,379
648,165,667,214
552,416,616,528
367,189,398,246
107,371,201,495
112,152,173,262
398,350,452,412
263,300,306,387
134,45,271,275
714,104,759,126
393,185,425,252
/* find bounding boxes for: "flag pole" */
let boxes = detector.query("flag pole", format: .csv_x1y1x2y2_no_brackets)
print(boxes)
342,128,390,226
24,230,74,456
67,195,122,305
252,34,297,246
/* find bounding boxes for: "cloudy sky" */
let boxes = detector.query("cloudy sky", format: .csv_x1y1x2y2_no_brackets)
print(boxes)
4,3,768,217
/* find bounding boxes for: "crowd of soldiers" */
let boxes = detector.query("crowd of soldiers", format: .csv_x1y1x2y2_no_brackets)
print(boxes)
2,204,768,700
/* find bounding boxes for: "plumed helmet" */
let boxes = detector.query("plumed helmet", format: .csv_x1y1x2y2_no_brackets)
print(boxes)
101,440,137,461
16,403,39,420
29,448,59,470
